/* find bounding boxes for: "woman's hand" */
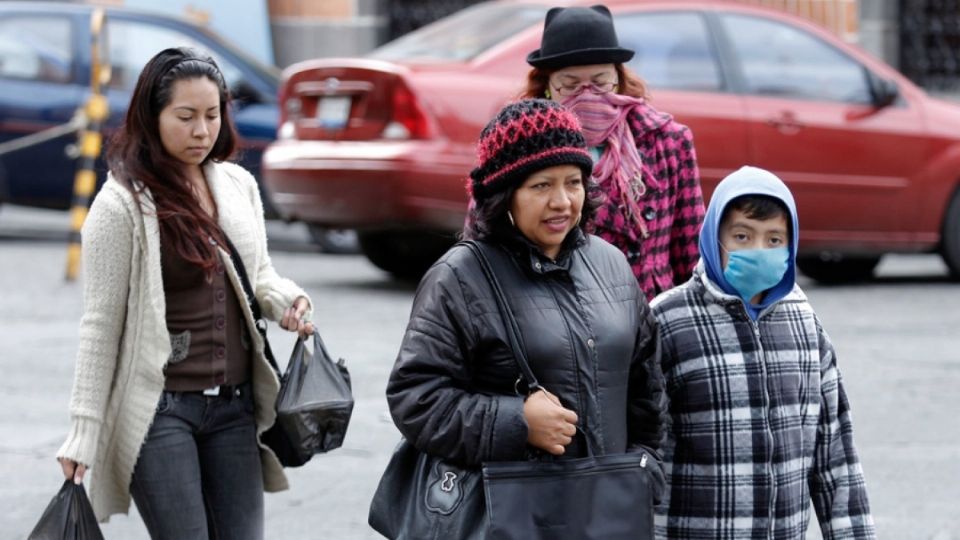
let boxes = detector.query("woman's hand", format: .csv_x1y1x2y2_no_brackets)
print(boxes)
58,458,86,484
280,296,314,338
523,389,578,456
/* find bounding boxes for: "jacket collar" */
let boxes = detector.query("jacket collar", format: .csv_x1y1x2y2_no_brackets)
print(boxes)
692,260,807,320
494,227,587,275
627,101,673,135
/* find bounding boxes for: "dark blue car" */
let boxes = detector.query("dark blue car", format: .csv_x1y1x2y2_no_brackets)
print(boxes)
0,2,279,211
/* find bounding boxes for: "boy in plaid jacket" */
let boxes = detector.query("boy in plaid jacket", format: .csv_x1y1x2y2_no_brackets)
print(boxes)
651,167,876,539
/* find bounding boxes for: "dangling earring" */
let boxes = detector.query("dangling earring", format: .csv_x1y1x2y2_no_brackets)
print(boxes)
507,211,516,227
544,88,552,99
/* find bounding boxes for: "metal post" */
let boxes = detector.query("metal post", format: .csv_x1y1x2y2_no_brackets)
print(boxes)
65,8,110,281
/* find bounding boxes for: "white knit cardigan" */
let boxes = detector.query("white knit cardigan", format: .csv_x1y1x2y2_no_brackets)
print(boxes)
56,161,311,522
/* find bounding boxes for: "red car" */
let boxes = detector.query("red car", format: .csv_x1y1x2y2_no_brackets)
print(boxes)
263,0,960,282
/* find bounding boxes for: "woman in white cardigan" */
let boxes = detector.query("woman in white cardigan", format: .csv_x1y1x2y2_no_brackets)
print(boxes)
56,47,312,539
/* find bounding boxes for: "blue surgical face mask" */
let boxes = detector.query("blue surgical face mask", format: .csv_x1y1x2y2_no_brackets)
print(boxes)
722,246,789,304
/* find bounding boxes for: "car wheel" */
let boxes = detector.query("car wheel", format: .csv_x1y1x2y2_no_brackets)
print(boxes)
307,225,359,254
358,230,456,280
942,189,960,277
796,254,881,284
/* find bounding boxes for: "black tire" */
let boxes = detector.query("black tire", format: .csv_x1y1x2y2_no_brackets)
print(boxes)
0,163,9,204
797,254,881,284
358,230,456,280
307,225,360,254
941,189,960,277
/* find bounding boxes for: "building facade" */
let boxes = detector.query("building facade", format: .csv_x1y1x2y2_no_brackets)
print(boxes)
266,0,866,67
265,0,957,95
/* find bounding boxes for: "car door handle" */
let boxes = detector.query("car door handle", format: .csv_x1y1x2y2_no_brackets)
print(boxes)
766,112,803,134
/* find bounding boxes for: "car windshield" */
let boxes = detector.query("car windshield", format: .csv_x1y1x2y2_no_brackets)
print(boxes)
370,3,547,63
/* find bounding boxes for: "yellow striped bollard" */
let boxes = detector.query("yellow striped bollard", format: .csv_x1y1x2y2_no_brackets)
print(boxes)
65,8,110,282
63,95,108,281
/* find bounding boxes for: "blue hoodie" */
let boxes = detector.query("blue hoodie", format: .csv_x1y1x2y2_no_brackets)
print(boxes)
699,166,799,320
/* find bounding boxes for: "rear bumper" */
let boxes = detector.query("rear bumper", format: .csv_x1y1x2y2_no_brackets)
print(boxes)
262,139,472,231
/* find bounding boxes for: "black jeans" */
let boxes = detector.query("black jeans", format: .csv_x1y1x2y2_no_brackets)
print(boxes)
130,384,264,540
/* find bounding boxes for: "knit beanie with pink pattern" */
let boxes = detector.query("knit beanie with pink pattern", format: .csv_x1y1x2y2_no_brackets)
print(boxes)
468,99,593,203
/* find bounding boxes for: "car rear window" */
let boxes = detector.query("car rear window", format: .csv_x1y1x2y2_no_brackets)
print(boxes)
370,3,546,63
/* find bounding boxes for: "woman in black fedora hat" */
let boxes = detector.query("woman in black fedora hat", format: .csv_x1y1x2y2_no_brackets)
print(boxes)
521,4,706,301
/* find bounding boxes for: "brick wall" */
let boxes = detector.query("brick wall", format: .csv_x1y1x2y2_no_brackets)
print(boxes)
267,0,387,67
266,0,865,68
733,0,859,42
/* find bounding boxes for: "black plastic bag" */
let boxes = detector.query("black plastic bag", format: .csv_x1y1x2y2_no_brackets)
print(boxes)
275,332,354,463
28,480,104,540
261,416,309,468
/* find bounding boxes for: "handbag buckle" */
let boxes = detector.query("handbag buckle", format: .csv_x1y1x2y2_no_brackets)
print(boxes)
515,376,544,397
514,376,527,396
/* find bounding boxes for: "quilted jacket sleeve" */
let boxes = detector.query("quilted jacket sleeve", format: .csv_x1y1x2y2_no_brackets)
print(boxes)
386,259,528,466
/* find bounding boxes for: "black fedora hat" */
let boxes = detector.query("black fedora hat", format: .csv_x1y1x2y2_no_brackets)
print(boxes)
526,5,634,69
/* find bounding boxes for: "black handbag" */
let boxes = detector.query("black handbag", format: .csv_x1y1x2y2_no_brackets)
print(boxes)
223,235,353,467
368,439,486,540
482,447,653,540
369,240,655,539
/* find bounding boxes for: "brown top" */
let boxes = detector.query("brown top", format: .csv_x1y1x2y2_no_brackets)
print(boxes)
160,232,251,391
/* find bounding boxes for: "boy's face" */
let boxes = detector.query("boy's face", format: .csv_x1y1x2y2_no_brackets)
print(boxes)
719,209,789,269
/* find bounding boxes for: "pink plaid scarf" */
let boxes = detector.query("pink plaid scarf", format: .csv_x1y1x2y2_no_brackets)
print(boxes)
562,90,649,237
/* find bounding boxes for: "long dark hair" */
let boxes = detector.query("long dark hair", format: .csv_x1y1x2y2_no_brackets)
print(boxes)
108,47,237,277
462,175,603,242
521,64,649,100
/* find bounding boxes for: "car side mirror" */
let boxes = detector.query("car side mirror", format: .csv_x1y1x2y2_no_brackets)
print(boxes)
869,73,899,109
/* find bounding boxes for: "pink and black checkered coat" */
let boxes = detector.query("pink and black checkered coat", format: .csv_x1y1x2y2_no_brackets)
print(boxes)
590,103,704,300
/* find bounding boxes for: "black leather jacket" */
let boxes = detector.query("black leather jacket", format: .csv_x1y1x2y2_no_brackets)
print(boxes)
387,231,664,466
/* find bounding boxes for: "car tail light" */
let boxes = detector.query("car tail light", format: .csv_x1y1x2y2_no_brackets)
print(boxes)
384,83,433,140
277,121,296,140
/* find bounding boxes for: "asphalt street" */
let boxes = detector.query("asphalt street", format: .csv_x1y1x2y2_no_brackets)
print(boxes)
0,206,958,539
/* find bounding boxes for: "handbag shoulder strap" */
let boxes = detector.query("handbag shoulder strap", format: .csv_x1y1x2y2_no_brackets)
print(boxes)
221,234,282,378
461,240,541,393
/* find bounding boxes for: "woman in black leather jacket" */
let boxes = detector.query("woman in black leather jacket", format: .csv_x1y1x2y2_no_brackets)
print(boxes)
387,99,664,477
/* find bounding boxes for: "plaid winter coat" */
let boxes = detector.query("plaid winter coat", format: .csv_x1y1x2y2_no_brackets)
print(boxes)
591,103,704,301
651,264,876,539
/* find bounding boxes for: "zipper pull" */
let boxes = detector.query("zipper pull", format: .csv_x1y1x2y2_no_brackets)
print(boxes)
640,453,648,468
